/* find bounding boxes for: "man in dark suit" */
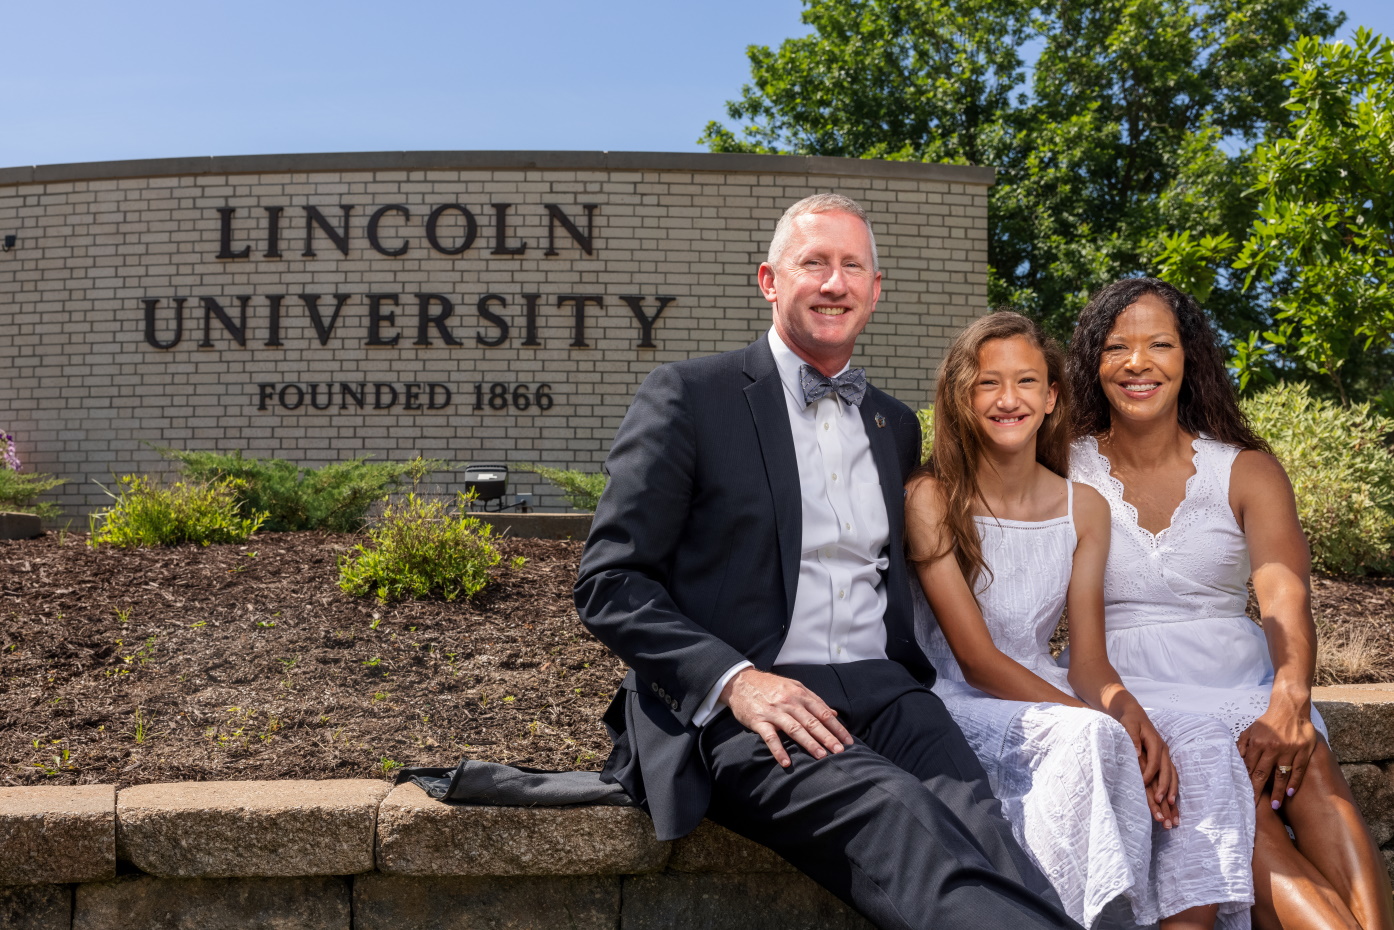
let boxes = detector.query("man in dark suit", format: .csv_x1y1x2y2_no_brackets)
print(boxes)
575,194,1078,930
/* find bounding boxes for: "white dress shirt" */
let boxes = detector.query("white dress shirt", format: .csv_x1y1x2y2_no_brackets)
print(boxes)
692,327,891,726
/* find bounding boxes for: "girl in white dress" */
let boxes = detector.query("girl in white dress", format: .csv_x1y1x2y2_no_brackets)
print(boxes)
907,312,1255,930
1064,278,1393,930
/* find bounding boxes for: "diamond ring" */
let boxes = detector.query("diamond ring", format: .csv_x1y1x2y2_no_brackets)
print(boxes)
1277,765,1292,775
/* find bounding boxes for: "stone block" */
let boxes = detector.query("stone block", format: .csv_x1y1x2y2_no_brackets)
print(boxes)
1342,763,1394,848
74,875,350,930
621,872,871,930
353,873,620,930
117,779,389,877
1315,684,1394,763
0,884,70,930
668,819,795,873
0,785,115,884
0,512,43,540
375,783,669,876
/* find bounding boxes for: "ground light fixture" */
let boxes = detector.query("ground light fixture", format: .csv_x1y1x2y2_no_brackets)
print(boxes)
463,463,530,512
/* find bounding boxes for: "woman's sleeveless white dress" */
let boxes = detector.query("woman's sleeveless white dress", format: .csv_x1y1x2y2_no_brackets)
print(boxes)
915,482,1254,930
1067,435,1328,743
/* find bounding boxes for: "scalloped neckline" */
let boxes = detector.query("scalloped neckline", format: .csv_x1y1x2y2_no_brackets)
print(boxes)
1086,434,1204,543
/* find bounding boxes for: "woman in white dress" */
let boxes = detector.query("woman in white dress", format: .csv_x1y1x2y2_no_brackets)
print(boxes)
1065,278,1393,930
907,311,1254,930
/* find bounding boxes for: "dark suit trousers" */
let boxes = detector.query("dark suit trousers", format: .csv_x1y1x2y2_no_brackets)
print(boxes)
701,660,1081,930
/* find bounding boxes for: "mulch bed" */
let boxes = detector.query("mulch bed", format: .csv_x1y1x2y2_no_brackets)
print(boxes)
1,532,1390,788
0,532,620,788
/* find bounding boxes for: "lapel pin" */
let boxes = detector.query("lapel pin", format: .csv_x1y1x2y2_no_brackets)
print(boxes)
874,413,886,429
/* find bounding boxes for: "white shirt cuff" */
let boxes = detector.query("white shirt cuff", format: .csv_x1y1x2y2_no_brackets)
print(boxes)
692,660,754,727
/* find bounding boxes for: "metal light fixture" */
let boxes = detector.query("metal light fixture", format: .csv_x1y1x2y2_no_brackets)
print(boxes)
463,463,530,513
1,235,15,252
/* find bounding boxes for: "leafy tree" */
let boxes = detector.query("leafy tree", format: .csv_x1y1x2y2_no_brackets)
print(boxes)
701,0,1035,165
704,0,1342,340
1171,29,1394,404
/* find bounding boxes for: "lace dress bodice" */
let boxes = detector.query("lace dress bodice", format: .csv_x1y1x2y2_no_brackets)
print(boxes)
919,486,1074,695
1071,435,1250,631
1069,434,1326,742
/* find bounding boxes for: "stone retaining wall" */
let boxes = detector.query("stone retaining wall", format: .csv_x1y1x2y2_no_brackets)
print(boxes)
3,685,1392,929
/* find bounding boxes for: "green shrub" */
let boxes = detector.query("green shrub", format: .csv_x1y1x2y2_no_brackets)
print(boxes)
1243,382,1394,574
89,476,266,547
338,493,501,602
0,469,65,519
0,430,64,518
157,449,443,532
916,407,935,465
520,464,608,511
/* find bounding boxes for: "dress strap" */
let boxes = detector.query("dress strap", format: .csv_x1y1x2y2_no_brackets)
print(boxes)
1066,479,1074,518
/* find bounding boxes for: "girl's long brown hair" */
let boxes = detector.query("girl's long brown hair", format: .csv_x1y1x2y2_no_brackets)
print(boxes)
910,311,1070,594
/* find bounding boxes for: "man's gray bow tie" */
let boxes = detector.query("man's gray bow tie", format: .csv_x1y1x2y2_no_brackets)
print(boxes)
799,364,867,407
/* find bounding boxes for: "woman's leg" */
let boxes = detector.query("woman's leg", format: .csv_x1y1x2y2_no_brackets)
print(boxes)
1283,739,1393,929
1161,904,1218,929
1252,739,1393,930
1252,801,1359,930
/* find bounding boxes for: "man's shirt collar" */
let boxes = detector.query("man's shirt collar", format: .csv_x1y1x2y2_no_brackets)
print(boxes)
767,326,851,407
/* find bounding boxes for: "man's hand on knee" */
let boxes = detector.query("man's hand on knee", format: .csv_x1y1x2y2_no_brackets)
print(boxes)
720,668,854,767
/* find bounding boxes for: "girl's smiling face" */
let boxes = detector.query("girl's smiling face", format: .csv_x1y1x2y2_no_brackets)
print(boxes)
973,335,1058,454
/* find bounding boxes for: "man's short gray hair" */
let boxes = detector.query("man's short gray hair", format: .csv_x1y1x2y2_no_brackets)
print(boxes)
766,193,879,273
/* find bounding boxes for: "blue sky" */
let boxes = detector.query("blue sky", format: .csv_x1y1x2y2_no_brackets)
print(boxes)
1,0,1390,168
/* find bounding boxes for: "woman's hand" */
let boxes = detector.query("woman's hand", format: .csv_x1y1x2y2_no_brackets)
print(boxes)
1238,685,1319,809
1116,701,1180,828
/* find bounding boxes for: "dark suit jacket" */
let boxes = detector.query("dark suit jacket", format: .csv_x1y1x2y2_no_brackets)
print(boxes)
574,334,928,840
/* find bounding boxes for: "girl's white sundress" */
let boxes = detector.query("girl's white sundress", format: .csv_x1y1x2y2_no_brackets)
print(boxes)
914,481,1255,930
1067,435,1328,745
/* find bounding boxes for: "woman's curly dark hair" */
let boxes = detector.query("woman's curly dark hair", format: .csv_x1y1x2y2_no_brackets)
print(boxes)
1066,277,1270,452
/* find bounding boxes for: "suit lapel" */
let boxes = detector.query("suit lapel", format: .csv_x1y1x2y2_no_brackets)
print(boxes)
742,338,801,624
859,392,906,543
858,392,931,672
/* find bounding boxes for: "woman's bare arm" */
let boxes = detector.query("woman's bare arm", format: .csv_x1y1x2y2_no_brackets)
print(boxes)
1231,449,1319,808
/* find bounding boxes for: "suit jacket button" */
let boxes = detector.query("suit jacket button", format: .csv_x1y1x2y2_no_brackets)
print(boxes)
650,682,659,693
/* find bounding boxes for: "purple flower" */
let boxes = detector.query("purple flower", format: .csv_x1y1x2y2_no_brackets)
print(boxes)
1,432,20,472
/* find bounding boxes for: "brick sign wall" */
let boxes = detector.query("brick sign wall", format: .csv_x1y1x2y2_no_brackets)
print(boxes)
0,152,993,515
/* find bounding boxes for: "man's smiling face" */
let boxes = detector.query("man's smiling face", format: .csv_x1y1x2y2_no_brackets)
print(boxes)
759,210,882,377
